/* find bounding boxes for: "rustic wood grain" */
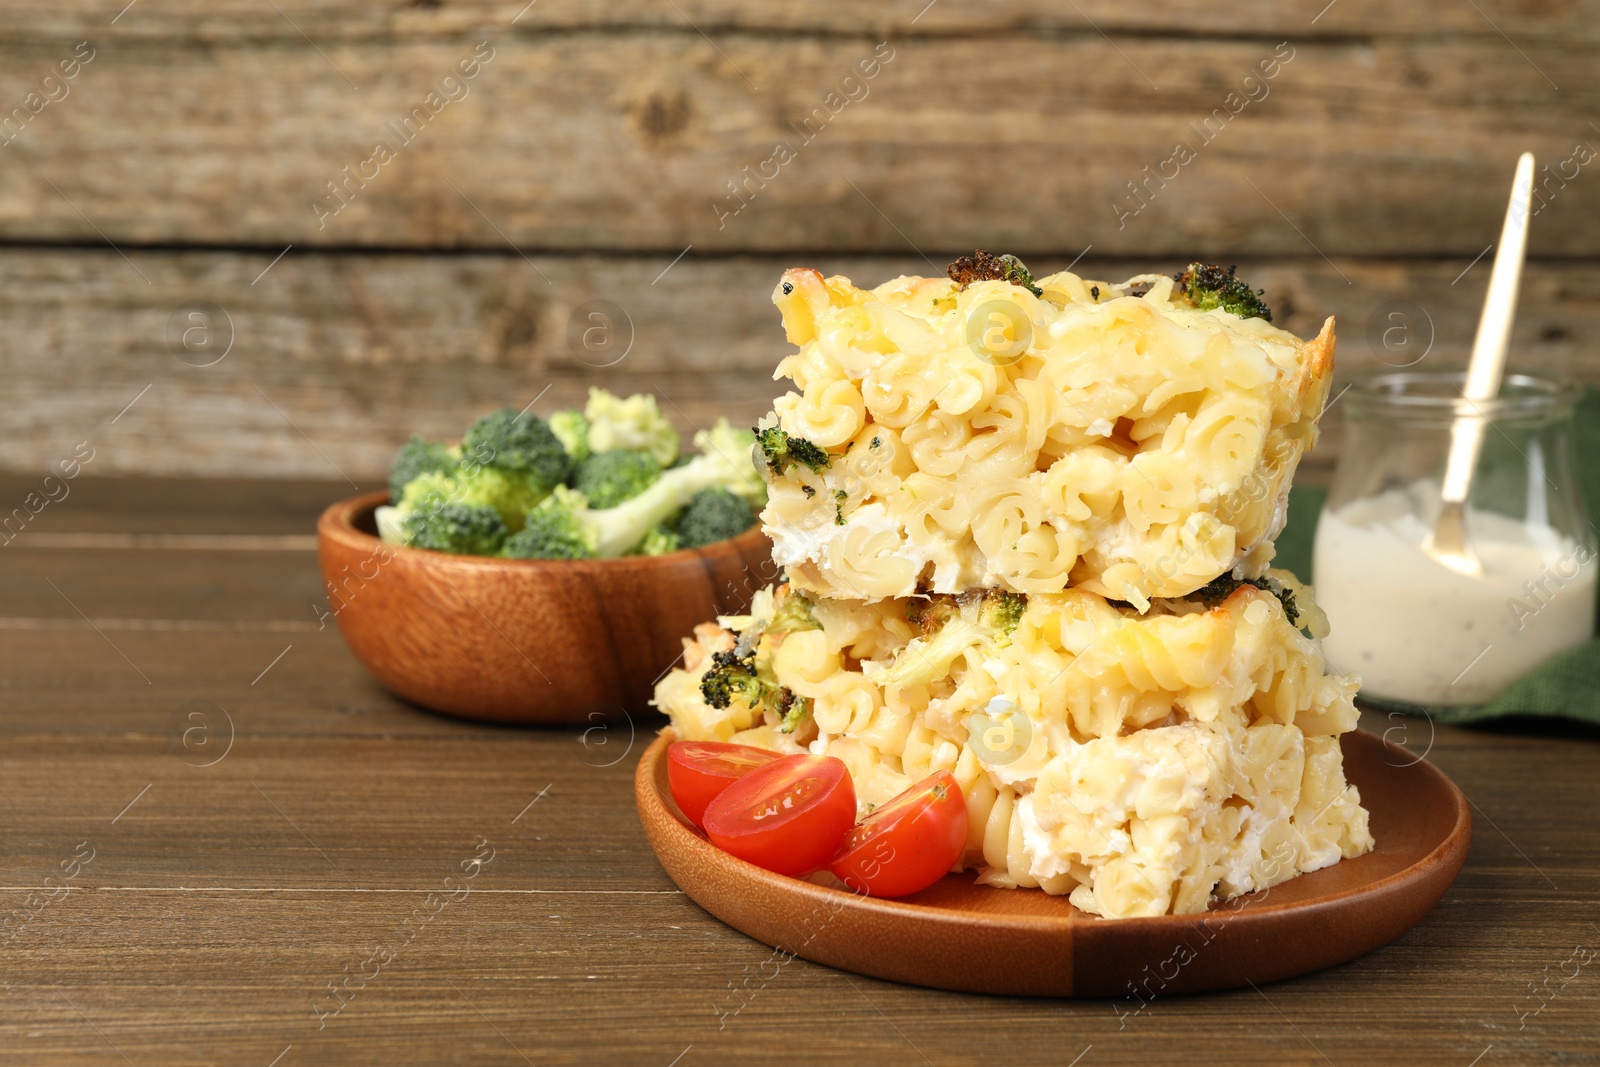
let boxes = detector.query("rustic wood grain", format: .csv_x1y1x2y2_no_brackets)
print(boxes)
0,479,1597,1064
9,1,1600,42
1,251,1596,480
0,475,348,535
0,33,1592,255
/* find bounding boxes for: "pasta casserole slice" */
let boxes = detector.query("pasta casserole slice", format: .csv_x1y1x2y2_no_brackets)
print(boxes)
758,263,1334,608
652,579,1373,919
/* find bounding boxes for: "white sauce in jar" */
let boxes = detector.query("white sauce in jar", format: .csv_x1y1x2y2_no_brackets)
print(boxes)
1313,482,1597,706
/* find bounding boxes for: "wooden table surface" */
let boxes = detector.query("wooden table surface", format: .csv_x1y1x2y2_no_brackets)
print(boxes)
2,476,1597,1067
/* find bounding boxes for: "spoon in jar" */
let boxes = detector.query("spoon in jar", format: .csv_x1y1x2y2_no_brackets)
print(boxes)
1424,152,1536,576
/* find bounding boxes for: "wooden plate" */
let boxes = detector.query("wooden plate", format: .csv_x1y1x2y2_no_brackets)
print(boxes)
635,729,1470,996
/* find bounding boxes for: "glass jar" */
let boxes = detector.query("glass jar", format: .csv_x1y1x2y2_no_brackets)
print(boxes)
1312,369,1595,709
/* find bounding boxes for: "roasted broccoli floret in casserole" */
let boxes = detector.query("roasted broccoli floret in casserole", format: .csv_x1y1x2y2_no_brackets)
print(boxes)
945,250,1043,297
755,425,831,476
886,589,1027,689
1174,263,1273,322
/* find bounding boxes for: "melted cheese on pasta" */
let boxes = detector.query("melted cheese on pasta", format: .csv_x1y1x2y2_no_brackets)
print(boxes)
652,579,1373,919
760,268,1336,606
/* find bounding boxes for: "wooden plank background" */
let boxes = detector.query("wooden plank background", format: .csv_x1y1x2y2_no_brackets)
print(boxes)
0,1,1597,479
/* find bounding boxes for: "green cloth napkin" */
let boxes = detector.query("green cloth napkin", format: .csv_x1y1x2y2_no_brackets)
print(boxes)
1273,388,1600,726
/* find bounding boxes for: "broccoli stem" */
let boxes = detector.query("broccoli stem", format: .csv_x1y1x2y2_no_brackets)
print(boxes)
587,453,750,557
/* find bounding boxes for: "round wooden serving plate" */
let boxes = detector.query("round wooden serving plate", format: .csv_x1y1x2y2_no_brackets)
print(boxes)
635,729,1470,997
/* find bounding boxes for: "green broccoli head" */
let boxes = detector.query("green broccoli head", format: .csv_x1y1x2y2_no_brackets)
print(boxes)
754,425,832,477
388,436,456,502
596,438,752,556
502,486,599,560
981,589,1027,635
584,389,679,467
766,586,820,634
516,421,767,558
399,467,546,532
637,525,683,556
699,648,782,711
887,589,1028,689
676,487,754,548
462,408,572,493
548,409,591,464
573,448,662,509
1174,263,1273,322
401,498,508,555
397,473,511,554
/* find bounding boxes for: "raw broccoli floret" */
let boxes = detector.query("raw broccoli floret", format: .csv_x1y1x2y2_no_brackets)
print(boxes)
676,487,754,548
584,388,679,467
1174,263,1273,322
461,408,572,494
395,473,513,555
594,424,765,555
502,487,599,560
754,425,831,476
401,498,507,556
885,590,1027,689
637,525,683,556
505,420,762,557
573,448,661,509
584,455,745,556
388,436,456,502
398,468,545,532
549,409,591,463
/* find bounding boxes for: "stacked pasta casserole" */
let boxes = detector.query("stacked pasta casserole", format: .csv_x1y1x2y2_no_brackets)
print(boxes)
654,256,1373,918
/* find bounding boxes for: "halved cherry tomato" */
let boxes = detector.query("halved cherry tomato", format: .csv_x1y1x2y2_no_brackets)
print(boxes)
828,771,967,898
667,741,782,829
702,754,856,877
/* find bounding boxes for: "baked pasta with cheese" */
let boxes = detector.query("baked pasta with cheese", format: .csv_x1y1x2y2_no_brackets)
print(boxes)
652,578,1373,919
758,262,1335,607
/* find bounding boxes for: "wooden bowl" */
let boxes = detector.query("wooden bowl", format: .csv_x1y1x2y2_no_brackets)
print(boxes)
635,728,1471,996
316,491,774,724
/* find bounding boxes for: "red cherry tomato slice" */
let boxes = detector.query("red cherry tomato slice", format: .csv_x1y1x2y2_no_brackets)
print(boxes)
702,754,857,877
667,741,783,829
828,771,967,898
